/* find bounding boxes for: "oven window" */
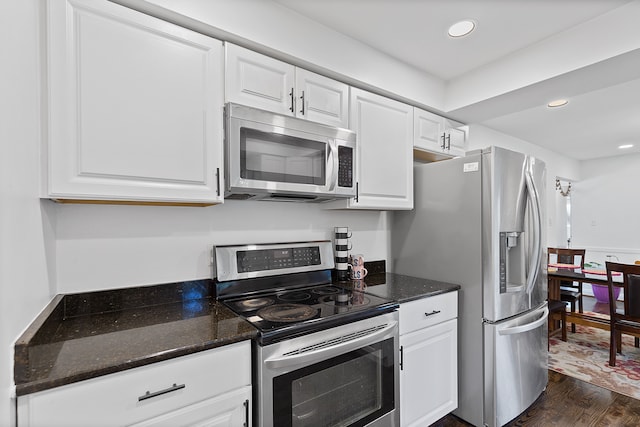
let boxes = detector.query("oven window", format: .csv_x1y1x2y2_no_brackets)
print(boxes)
240,128,326,185
273,338,395,427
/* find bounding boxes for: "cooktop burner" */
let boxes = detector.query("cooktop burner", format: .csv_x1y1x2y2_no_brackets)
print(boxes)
257,303,318,322
229,297,275,312
277,291,312,302
312,287,340,296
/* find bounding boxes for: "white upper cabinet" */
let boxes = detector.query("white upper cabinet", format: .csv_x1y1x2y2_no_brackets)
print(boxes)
225,44,349,128
414,107,468,158
328,88,413,210
46,0,224,205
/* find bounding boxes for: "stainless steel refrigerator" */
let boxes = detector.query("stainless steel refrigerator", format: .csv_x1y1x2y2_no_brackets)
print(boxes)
392,146,548,427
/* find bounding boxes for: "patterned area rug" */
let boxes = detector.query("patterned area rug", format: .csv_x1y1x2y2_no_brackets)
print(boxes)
549,316,640,399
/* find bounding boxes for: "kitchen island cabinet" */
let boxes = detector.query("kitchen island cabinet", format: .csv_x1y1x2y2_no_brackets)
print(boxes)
45,0,224,205
17,341,252,427
226,43,349,128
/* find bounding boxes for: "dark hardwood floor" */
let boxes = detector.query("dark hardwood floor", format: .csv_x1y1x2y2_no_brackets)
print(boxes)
432,297,640,426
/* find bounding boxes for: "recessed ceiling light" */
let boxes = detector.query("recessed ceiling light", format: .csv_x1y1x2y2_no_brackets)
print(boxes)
448,20,476,38
618,144,634,149
547,99,569,108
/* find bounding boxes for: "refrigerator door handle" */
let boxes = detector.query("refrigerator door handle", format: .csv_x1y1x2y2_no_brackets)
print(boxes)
524,164,542,295
498,307,549,336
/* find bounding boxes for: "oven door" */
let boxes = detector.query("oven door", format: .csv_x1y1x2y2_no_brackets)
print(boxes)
256,312,399,427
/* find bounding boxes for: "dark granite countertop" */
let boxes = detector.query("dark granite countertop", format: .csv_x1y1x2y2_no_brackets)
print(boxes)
14,280,256,396
15,268,457,396
343,272,460,304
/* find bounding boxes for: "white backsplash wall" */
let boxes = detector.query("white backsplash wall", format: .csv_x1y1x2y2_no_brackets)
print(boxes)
54,201,390,293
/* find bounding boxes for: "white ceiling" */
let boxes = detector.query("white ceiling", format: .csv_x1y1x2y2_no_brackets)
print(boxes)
273,0,640,161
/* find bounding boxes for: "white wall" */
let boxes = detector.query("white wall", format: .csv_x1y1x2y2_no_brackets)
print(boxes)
0,1,54,425
55,202,390,293
571,153,640,265
466,124,581,248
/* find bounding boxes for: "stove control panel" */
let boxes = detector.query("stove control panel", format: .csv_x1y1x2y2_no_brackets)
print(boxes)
214,241,334,281
237,246,321,273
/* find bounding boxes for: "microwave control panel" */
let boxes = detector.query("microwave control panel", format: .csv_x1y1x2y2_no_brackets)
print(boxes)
338,146,353,188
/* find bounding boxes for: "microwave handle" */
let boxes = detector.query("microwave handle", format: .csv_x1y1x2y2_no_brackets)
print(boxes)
327,140,338,191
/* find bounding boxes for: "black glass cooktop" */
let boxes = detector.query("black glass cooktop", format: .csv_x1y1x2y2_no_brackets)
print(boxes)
222,284,398,345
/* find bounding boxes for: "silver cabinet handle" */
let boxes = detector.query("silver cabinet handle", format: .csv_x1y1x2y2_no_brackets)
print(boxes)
440,133,446,150
215,167,220,196
138,383,185,401
289,88,295,113
446,134,451,150
424,310,441,317
243,399,250,427
300,90,305,115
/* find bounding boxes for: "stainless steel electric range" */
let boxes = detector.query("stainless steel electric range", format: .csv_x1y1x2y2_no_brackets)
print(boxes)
214,241,400,427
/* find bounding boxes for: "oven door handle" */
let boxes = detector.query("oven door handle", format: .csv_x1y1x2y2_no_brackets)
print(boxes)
264,321,398,369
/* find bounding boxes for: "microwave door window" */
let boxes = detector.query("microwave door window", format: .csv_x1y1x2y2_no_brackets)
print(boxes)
240,128,326,185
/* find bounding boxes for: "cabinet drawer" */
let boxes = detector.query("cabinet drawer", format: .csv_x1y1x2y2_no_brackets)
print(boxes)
400,291,458,335
18,341,251,427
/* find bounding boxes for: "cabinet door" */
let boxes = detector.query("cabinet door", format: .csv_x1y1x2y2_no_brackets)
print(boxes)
130,387,251,427
225,43,295,115
348,88,413,210
400,319,458,427
47,0,224,204
414,108,467,158
444,118,468,157
295,69,349,128
414,107,445,152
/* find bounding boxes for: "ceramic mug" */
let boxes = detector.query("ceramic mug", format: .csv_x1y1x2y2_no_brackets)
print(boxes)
334,250,349,259
335,262,350,271
350,254,365,267
335,242,352,251
350,265,368,280
334,226,352,240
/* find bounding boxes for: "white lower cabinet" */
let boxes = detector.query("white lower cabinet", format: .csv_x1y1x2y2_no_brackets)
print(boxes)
399,292,458,427
17,341,251,427
129,387,250,427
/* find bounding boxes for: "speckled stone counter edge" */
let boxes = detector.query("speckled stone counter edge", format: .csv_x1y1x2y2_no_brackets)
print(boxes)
14,280,257,396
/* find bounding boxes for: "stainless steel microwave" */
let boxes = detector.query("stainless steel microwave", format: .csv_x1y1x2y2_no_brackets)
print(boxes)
224,103,356,202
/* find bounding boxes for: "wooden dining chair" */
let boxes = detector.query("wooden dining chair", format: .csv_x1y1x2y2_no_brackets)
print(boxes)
606,261,640,367
548,248,585,332
547,299,567,349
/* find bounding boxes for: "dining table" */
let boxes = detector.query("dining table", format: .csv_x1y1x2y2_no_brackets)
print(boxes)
547,266,622,331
